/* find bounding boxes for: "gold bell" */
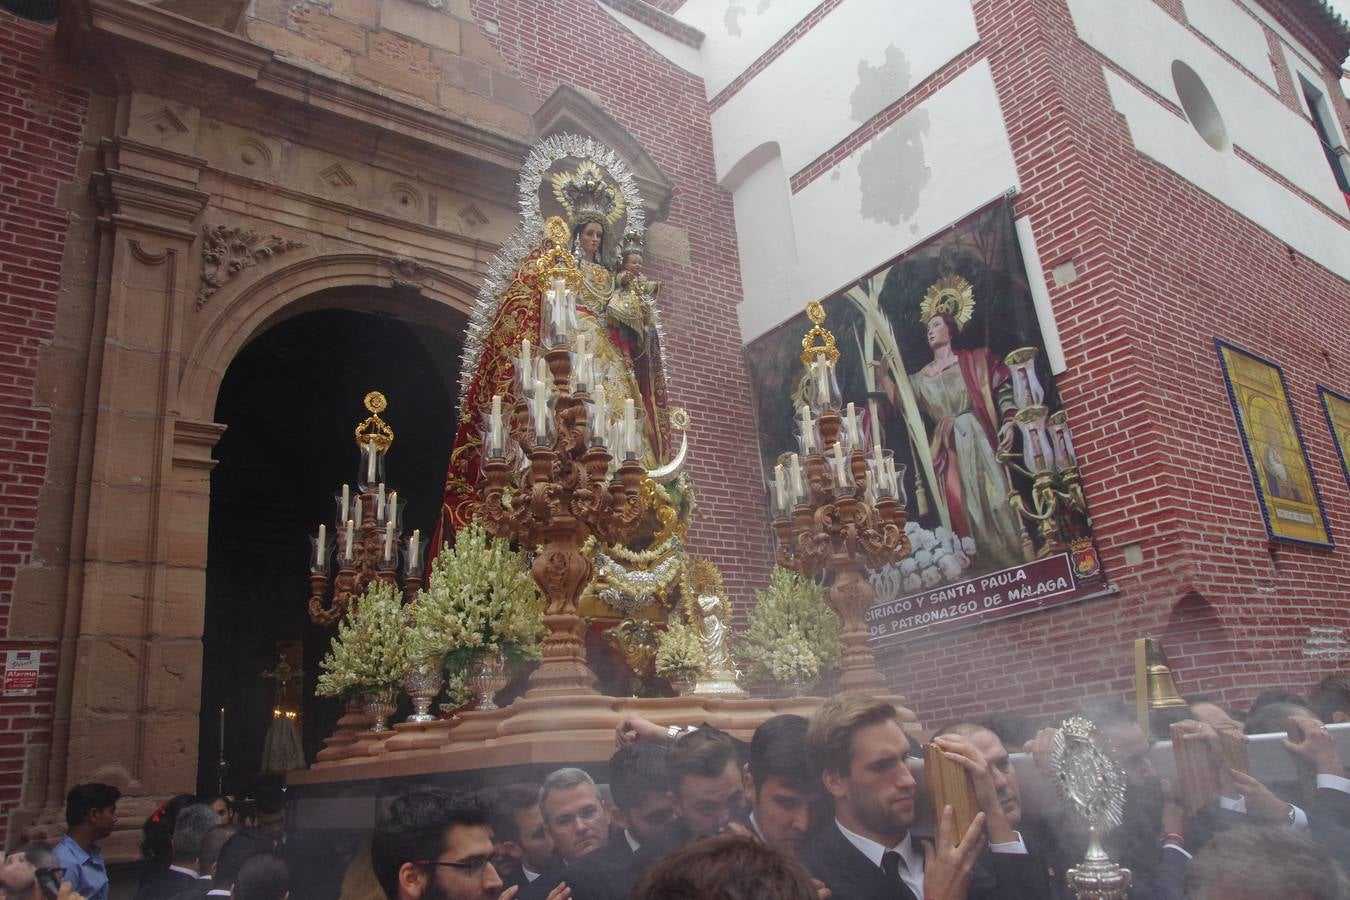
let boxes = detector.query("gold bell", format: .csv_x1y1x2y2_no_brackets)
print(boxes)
1135,637,1187,739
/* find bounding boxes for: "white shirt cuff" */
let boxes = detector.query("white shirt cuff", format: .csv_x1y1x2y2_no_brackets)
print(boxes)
1163,843,1192,860
1218,795,1246,813
1291,805,1309,831
1317,774,1350,793
989,832,1028,855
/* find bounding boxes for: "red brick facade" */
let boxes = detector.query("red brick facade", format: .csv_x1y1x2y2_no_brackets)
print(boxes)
0,9,87,818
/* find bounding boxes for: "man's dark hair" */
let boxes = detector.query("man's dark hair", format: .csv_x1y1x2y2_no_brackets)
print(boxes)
255,779,286,816
63,783,121,829
198,824,240,874
1184,824,1346,899
1244,701,1316,736
371,787,490,900
977,713,1039,749
748,715,812,794
215,829,276,889
140,793,196,865
609,743,671,812
488,783,541,845
630,833,818,900
1250,690,1308,713
667,728,739,790
19,842,58,870
172,804,224,863
1311,674,1350,722
233,853,290,900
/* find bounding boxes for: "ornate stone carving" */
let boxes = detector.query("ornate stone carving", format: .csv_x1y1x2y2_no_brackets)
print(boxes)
196,224,306,308
386,256,429,288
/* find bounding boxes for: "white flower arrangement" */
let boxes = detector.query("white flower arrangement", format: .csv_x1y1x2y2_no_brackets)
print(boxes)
316,580,413,699
408,519,546,677
763,624,821,684
870,522,977,599
739,567,842,685
654,616,708,678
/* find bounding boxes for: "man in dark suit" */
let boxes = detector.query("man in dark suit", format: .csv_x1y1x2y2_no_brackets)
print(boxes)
800,693,1049,900
135,804,219,900
168,824,240,900
743,714,822,857
488,783,558,893
520,769,628,900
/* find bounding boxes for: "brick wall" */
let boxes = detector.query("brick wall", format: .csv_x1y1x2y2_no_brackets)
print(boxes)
0,9,88,835
469,0,778,608
876,0,1350,728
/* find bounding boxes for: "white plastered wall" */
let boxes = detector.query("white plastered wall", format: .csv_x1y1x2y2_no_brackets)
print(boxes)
1180,0,1278,89
1068,0,1348,215
737,60,1022,341
673,0,821,98
709,0,978,180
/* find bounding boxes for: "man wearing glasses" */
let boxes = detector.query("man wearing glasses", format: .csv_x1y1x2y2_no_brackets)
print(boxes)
371,787,566,900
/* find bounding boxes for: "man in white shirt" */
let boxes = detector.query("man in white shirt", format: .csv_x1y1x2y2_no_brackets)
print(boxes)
801,693,1051,900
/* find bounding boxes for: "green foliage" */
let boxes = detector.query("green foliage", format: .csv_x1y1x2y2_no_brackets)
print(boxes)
740,567,842,684
408,520,546,677
654,615,708,677
316,580,413,699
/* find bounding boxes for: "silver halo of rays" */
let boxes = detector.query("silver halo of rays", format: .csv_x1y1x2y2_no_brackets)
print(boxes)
457,134,674,419
1050,716,1127,831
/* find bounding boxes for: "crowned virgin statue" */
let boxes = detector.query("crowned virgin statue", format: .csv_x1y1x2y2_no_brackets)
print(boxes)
436,136,729,694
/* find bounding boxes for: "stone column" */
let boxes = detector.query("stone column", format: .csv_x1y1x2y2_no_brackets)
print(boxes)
56,127,215,859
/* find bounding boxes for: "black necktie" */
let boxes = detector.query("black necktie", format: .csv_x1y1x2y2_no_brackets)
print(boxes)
882,849,903,879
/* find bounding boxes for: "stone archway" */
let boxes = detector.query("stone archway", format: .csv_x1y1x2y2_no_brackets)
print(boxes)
199,297,464,798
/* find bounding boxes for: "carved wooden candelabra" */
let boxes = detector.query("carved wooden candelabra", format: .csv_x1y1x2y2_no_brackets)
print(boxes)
307,392,425,628
478,218,646,696
771,302,911,692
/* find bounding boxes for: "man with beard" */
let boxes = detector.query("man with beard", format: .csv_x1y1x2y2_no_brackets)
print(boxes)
488,784,558,893
373,786,562,900
801,693,1046,900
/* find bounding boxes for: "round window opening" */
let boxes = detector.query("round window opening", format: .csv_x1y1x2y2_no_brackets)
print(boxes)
1,0,59,22
1172,60,1229,152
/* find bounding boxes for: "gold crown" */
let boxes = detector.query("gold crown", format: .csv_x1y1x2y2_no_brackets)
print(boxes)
551,161,626,230
919,274,976,329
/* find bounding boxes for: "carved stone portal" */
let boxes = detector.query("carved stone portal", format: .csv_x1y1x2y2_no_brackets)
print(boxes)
196,224,306,308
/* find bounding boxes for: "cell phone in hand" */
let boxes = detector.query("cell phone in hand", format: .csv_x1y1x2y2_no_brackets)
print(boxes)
35,870,62,900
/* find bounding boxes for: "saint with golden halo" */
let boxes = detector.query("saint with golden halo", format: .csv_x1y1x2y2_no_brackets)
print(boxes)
436,135,712,690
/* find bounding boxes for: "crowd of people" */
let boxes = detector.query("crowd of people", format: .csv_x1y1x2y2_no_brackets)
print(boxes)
2,674,1348,900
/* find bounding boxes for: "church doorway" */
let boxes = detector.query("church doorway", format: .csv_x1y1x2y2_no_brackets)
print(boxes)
197,297,463,797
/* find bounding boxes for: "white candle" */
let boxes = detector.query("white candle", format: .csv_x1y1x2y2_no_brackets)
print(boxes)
593,384,608,443
490,395,503,450
353,496,362,531
815,354,829,405
789,453,805,500
846,403,860,445
219,707,225,753
376,483,386,521
366,446,377,483
799,404,816,452
832,440,847,482
384,520,394,561
341,483,350,521
623,397,636,456
886,457,899,496
345,518,354,559
316,524,326,566
873,443,884,471
388,491,397,524
409,529,420,566
535,356,548,386
533,379,548,441
522,338,532,375
774,464,788,513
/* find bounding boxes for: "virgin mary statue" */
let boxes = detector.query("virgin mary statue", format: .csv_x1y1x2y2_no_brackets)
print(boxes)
435,137,717,689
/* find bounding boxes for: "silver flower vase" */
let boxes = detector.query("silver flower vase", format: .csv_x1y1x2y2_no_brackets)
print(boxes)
362,687,398,733
468,652,508,711
402,665,444,724
668,671,697,696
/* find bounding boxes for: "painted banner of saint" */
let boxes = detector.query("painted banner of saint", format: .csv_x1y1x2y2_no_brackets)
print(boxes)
1216,341,1332,547
746,199,1106,645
